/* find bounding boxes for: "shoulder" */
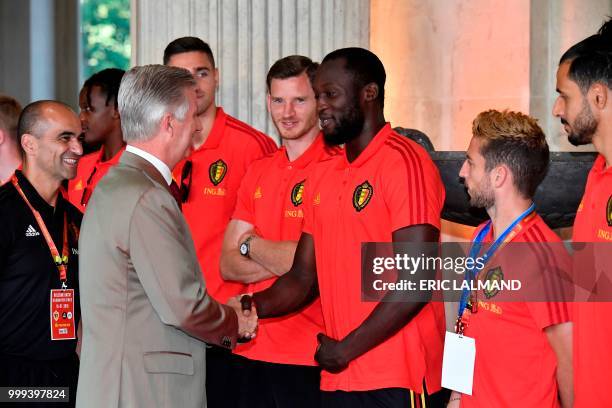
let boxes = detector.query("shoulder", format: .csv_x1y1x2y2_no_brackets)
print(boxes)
224,114,277,154
521,215,562,243
382,131,436,168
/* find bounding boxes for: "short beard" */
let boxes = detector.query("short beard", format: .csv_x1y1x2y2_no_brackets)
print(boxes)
468,178,494,209
567,100,597,146
323,102,365,146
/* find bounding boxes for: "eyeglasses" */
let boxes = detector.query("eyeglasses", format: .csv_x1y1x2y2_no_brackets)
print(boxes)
80,166,98,207
180,160,193,203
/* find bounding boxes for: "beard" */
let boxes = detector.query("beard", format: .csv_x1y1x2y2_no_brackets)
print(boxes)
322,101,365,146
467,178,494,209
566,100,598,146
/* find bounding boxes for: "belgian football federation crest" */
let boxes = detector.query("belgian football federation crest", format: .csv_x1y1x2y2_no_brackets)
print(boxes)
483,267,504,299
607,195,612,227
209,159,227,186
353,181,373,212
291,180,305,207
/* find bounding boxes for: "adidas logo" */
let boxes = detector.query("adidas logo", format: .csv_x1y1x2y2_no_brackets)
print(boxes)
25,225,40,237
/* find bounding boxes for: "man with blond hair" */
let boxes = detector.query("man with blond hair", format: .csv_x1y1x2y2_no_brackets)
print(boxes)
448,110,572,407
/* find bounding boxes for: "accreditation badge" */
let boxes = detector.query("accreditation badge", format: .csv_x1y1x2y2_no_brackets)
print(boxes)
441,331,475,395
50,289,76,340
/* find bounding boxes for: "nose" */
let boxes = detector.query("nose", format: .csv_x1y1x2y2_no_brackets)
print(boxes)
70,136,83,157
79,110,87,124
317,96,328,113
552,96,563,118
458,160,468,179
282,102,295,118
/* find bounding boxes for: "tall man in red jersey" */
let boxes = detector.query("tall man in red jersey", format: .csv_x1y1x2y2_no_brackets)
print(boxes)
163,37,277,407
241,48,447,407
67,68,126,212
553,18,612,407
221,56,334,408
449,110,573,408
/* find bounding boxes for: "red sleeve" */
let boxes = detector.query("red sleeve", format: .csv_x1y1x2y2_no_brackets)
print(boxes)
527,301,571,329
382,138,445,231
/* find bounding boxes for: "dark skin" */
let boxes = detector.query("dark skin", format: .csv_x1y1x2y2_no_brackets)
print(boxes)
78,85,125,161
250,57,439,373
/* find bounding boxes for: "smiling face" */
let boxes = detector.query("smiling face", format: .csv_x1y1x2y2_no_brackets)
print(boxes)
553,61,598,146
459,136,495,209
267,72,318,142
25,104,83,181
166,51,218,116
78,85,118,146
313,58,364,146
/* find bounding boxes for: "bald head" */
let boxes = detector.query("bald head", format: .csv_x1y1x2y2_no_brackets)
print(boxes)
18,100,77,141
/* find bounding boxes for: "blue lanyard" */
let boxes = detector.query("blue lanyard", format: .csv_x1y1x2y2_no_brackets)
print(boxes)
457,203,535,318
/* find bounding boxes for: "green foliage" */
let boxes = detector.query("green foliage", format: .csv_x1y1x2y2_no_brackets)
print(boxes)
81,0,130,79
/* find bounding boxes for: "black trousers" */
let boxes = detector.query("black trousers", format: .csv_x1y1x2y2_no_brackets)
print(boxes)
0,353,79,407
321,385,450,408
233,355,321,408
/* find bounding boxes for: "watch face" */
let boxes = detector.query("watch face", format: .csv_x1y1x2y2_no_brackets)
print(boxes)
240,243,248,256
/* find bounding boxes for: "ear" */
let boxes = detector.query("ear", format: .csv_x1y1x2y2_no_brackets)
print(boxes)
160,113,174,139
111,105,121,120
590,83,608,110
362,83,379,103
491,165,509,189
214,67,220,89
21,133,37,155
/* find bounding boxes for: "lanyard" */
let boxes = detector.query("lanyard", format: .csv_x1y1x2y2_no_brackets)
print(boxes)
457,203,535,319
11,175,69,285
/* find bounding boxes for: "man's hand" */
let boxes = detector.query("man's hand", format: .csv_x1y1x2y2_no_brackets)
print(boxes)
227,295,258,341
314,333,349,373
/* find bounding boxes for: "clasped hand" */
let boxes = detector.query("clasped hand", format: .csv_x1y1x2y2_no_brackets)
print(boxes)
227,294,258,341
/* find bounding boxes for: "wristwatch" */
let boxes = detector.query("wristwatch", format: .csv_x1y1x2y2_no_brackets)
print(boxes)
239,236,254,258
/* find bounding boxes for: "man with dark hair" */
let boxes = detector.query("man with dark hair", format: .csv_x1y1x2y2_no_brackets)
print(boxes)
220,55,335,408
239,47,446,407
0,100,83,406
449,109,572,408
163,36,277,407
0,94,22,183
67,68,126,211
553,18,612,407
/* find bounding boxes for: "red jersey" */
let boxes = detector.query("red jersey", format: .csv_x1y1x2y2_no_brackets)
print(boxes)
572,154,612,407
302,124,446,392
173,108,277,303
67,147,125,212
233,134,337,365
461,214,571,408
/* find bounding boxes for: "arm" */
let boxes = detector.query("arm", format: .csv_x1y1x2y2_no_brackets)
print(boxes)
314,224,438,373
130,187,246,348
545,321,573,408
251,232,319,318
249,235,297,277
220,219,276,283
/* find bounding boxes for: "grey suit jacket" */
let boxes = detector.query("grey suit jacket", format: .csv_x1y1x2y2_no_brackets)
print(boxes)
76,152,238,408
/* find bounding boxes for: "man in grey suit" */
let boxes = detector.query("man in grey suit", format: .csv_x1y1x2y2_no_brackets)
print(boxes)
76,65,257,408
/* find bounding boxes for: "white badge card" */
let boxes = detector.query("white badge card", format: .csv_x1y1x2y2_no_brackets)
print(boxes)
441,331,476,395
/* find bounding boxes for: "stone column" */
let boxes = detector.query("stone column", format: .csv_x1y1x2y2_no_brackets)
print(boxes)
530,0,612,152
131,0,370,137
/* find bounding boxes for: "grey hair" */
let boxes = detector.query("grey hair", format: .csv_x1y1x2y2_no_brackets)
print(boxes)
118,64,196,142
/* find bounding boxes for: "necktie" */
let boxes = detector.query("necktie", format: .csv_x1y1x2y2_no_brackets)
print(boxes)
169,180,182,210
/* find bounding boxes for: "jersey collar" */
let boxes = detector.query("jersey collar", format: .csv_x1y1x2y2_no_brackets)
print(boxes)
95,145,125,166
591,154,612,176
14,169,65,213
336,123,393,169
277,132,326,169
198,107,226,151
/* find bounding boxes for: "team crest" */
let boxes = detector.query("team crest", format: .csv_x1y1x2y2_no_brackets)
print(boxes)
607,195,612,227
483,267,504,299
291,180,305,207
353,181,373,212
208,159,227,186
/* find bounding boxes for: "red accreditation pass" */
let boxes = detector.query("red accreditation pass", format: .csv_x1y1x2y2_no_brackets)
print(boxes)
49,289,76,340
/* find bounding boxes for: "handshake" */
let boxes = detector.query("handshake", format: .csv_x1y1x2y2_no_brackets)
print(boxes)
227,294,257,342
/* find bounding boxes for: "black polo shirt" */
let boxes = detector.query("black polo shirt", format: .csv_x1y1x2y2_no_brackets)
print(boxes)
0,170,81,360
